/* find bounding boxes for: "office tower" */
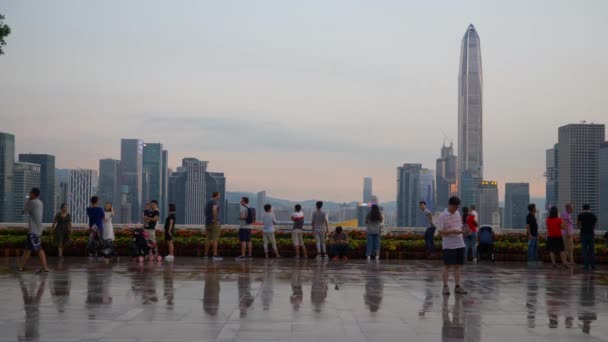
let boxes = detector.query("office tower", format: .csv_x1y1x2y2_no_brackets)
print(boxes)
257,191,267,217
12,162,41,222
118,185,132,225
225,202,241,225
504,183,530,229
460,170,481,208
55,169,69,212
168,168,186,225
557,123,605,218
67,169,96,224
120,139,143,223
161,150,169,220
18,154,55,222
363,177,373,203
478,181,498,226
183,158,208,225
436,143,457,211
98,159,121,209
143,143,163,213
599,142,608,230
397,164,421,227
206,172,226,223
0,132,15,222
416,168,436,227
545,145,559,210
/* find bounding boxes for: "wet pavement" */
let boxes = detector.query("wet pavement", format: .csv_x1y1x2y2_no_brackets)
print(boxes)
0,258,607,342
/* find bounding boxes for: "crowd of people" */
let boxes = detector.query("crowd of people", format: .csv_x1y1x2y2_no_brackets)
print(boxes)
12,187,601,295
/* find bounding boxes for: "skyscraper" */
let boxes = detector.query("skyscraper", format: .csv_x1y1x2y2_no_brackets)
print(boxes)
183,158,207,225
67,169,96,224
436,143,457,212
206,171,226,223
18,154,55,223
545,145,559,211
504,183,530,229
257,191,267,217
478,180,498,226
143,143,163,211
55,169,69,213
161,150,169,220
120,139,143,223
598,142,608,230
0,132,15,222
99,159,121,208
557,123,605,218
12,162,41,222
168,168,186,225
397,163,421,227
363,177,373,203
458,24,483,200
416,168,435,227
460,170,481,208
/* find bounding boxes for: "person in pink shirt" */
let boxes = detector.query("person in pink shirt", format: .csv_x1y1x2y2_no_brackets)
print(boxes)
560,204,575,265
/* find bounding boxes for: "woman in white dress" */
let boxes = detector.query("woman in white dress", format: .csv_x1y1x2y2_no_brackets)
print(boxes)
103,203,116,262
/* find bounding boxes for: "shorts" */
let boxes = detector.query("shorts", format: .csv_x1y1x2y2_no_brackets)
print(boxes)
238,228,252,243
145,229,156,243
443,247,465,266
547,236,565,253
164,228,175,241
292,229,304,246
25,233,42,252
206,222,221,241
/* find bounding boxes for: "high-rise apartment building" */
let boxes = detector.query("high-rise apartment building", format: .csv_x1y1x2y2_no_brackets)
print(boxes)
168,168,186,225
416,168,435,227
545,145,558,210
257,191,267,218
183,158,207,225
120,139,143,223
206,172,226,223
436,143,457,211
397,163,421,227
55,169,69,213
557,123,605,218
504,183,530,229
143,143,163,212
363,177,373,203
478,181,498,226
0,132,15,222
18,154,55,223
12,162,41,222
599,142,608,230
161,150,169,220
67,169,96,224
99,159,121,209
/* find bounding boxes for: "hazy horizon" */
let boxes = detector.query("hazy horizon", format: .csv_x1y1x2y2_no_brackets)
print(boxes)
1,1,607,202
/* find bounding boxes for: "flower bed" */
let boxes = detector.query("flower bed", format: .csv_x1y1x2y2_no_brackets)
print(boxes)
0,228,606,262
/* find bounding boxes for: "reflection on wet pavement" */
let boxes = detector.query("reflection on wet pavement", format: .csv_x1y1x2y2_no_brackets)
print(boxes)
0,258,607,341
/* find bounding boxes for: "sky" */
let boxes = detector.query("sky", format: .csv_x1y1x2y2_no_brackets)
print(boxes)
1,0,607,203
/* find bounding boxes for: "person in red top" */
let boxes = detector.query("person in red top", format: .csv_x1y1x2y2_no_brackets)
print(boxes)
461,207,478,263
545,206,568,269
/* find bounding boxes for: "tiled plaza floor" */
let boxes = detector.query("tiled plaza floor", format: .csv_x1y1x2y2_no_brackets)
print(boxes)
0,257,607,341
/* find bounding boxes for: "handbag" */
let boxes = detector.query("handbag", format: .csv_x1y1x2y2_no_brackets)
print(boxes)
462,223,472,237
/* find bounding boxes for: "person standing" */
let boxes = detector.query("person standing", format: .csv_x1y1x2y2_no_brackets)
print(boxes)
462,207,478,263
204,192,222,261
470,205,479,224
103,203,115,242
236,197,254,260
419,201,436,258
561,204,575,265
261,204,280,258
164,203,176,261
437,196,467,295
51,203,72,261
145,200,160,245
526,204,539,263
86,196,105,257
577,204,598,271
546,206,568,269
365,204,383,261
311,201,329,259
291,204,307,259
16,188,50,273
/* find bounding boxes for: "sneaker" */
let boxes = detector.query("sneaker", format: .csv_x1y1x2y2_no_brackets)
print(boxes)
442,285,450,295
202,256,210,260
454,286,468,295
316,255,323,260
323,254,328,259
36,268,50,274
164,255,174,261
212,256,223,261
366,256,371,261
375,256,380,261
236,256,247,261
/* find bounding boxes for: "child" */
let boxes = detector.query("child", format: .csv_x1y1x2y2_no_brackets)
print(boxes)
330,226,349,261
291,204,307,259
262,204,280,258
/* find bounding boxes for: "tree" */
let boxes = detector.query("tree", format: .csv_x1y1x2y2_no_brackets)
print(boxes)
0,14,11,55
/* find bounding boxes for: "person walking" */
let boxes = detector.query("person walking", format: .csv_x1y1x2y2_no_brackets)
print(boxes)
561,204,575,265
546,206,569,269
526,204,539,262
462,207,478,263
419,201,436,258
577,204,598,271
236,197,254,260
51,203,72,261
437,196,467,296
291,204,307,259
261,204,280,258
204,192,222,261
16,188,50,273
365,204,383,261
311,201,329,259
164,203,176,261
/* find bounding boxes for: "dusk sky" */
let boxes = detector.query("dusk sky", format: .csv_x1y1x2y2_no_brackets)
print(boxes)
1,1,607,202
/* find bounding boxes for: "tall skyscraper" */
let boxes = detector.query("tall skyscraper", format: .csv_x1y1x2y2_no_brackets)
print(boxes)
206,171,226,223
143,143,163,210
397,163,421,227
12,162,41,222
545,145,559,211
458,24,484,200
436,143,457,211
504,183,530,229
363,177,373,203
257,191,267,217
0,132,15,222
67,169,96,224
55,169,69,213
557,123,605,218
183,158,207,225
598,142,608,230
18,154,55,223
478,180,498,226
168,168,186,225
120,139,143,223
460,170,481,208
416,168,435,227
99,159,121,208
161,150,169,220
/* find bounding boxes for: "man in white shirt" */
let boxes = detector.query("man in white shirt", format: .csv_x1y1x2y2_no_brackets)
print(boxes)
437,196,467,296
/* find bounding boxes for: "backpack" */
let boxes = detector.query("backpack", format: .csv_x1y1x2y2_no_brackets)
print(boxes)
245,207,256,224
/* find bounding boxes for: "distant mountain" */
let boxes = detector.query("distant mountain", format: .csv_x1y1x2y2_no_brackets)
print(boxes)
226,192,374,210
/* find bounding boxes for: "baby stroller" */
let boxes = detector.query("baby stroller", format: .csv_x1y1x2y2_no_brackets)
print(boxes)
87,225,114,260
130,228,162,262
477,225,495,263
